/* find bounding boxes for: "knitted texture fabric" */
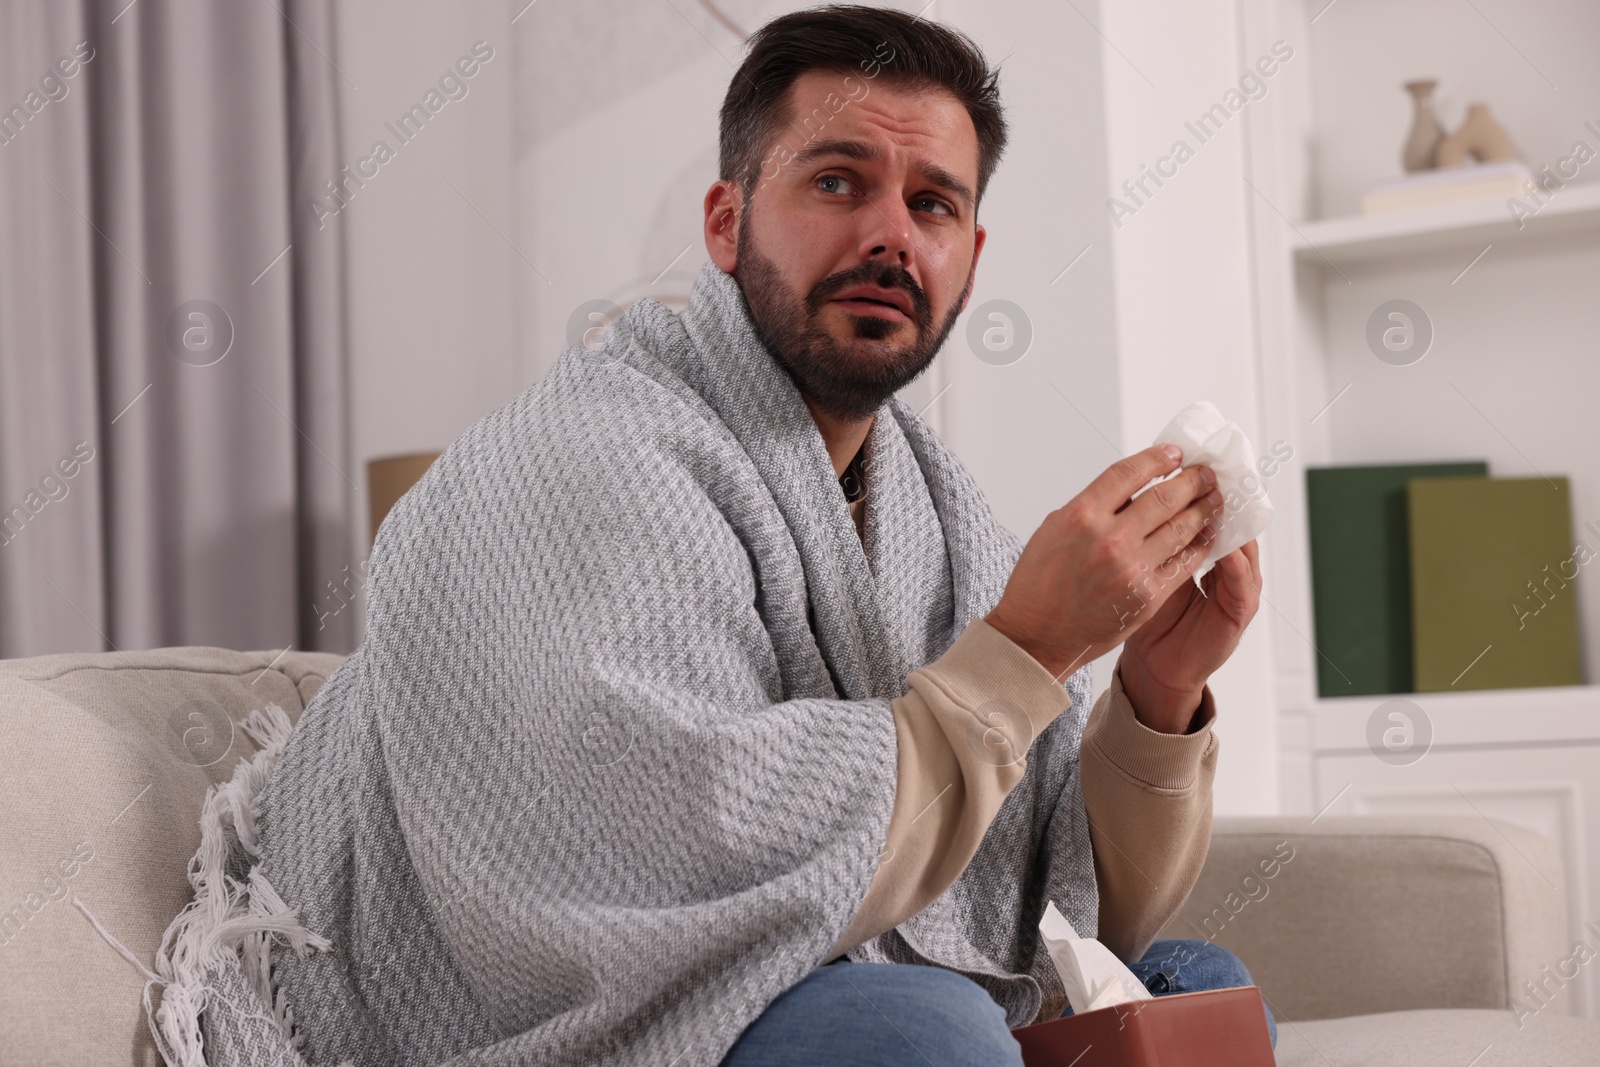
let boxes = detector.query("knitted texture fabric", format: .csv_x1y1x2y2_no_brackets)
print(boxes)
153,258,1100,1066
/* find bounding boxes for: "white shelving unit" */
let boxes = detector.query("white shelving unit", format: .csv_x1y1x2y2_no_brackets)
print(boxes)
1290,181,1600,269
1241,0,1600,1019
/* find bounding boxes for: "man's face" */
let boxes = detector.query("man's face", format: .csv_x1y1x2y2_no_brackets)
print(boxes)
711,69,986,423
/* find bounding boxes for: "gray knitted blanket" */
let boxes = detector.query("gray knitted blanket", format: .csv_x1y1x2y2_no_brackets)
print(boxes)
146,258,1099,1067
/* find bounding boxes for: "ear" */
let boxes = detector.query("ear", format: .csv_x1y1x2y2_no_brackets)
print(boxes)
957,223,986,316
704,180,744,272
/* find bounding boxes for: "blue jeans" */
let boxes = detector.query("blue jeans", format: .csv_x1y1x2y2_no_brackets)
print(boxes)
720,939,1274,1066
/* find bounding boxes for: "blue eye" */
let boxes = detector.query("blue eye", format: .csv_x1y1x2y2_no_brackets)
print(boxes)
817,175,955,217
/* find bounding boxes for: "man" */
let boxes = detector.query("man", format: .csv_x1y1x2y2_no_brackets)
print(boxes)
149,7,1268,1067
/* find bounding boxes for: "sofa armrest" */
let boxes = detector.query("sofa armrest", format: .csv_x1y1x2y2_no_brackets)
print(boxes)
0,645,346,1067
1158,816,1569,1021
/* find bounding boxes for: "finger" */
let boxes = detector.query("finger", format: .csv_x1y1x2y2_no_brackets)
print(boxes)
1221,539,1259,582
1209,547,1257,613
1080,445,1184,516
1122,463,1216,535
1214,546,1249,586
1152,518,1218,590
1149,489,1224,571
1133,472,1222,556
1213,540,1260,595
1240,538,1262,588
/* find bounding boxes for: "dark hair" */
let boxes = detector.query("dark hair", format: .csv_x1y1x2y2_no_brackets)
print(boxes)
719,4,1008,213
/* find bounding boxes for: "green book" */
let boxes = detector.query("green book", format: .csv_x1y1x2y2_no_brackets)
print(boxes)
1408,476,1585,691
1306,462,1488,697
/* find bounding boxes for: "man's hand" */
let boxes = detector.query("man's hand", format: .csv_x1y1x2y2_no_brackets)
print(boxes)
983,444,1227,685
1118,539,1262,733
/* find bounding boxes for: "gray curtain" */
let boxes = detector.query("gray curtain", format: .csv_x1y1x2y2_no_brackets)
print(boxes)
0,0,354,656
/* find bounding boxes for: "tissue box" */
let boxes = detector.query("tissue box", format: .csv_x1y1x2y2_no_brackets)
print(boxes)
1011,986,1273,1066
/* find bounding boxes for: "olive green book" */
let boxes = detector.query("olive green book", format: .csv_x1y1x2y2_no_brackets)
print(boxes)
1305,462,1488,697
1407,476,1585,691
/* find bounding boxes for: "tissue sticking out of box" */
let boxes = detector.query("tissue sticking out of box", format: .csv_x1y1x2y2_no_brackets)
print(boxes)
1040,901,1154,1015
1149,400,1275,586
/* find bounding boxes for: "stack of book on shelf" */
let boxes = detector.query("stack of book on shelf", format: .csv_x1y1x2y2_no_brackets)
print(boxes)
1306,462,1587,697
1361,160,1536,216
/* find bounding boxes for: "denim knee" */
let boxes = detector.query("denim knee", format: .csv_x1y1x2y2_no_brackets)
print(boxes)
1135,938,1255,994
901,966,1026,1067
721,961,1024,1067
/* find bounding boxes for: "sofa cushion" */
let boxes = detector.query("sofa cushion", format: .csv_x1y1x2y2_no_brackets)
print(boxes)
1273,1008,1597,1066
1165,817,1570,1020
0,646,345,1067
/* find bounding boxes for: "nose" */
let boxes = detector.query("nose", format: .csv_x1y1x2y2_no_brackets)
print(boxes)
856,193,916,273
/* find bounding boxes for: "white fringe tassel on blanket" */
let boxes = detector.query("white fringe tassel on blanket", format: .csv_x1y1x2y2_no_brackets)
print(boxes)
80,702,351,1067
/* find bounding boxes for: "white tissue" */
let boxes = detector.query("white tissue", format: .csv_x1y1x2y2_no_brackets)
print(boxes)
1149,400,1275,583
1039,901,1153,1015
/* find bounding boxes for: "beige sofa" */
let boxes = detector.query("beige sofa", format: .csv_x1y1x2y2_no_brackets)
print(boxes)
2,645,1595,1066
1159,817,1596,1064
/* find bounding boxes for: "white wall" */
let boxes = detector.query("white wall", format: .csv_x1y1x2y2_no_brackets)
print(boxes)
332,0,521,644
1095,0,1280,814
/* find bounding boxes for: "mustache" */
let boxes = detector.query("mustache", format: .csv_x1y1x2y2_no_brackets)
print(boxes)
809,266,930,322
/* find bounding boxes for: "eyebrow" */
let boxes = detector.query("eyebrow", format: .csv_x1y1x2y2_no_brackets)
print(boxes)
787,138,976,211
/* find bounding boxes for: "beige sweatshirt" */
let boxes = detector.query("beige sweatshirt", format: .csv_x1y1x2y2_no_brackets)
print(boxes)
829,492,1217,968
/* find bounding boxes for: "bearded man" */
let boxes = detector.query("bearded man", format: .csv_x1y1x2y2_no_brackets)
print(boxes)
151,6,1269,1066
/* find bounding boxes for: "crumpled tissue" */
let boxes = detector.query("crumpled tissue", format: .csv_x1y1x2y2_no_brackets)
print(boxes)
1039,900,1153,1015
1149,400,1275,584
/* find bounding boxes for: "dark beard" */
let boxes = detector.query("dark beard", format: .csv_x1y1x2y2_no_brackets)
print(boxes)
733,207,973,422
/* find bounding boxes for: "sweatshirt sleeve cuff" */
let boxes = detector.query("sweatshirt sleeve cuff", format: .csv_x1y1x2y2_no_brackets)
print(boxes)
914,617,1075,737
1085,665,1217,791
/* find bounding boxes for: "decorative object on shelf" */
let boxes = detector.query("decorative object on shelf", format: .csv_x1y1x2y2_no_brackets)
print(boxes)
1361,159,1536,216
1435,102,1519,168
1402,79,1445,172
1378,83,1527,216
1305,461,1488,697
1433,103,1516,168
1408,475,1585,692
